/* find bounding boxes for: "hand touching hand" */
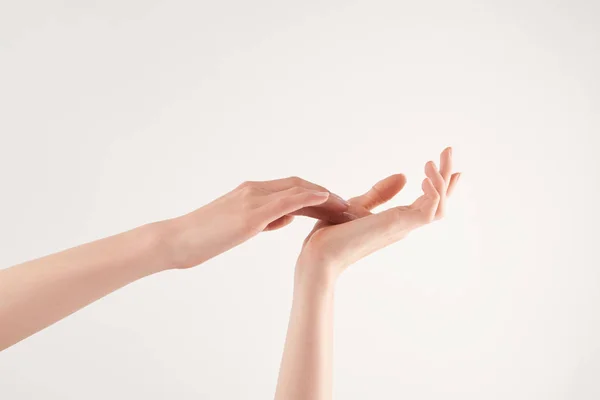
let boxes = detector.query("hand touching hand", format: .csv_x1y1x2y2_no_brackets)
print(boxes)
295,147,460,286
0,175,355,351
164,177,356,269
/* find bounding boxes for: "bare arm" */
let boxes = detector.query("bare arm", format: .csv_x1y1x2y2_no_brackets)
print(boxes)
275,147,460,400
0,222,170,350
275,271,335,400
0,177,353,351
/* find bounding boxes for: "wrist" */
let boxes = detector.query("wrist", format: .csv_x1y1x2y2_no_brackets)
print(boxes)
126,220,180,274
150,217,196,271
293,259,338,296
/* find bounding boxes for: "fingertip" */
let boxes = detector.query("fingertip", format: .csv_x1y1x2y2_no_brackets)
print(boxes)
329,192,349,206
425,161,431,173
425,161,437,177
393,172,407,181
397,173,408,187
311,191,331,205
446,172,461,197
383,173,408,191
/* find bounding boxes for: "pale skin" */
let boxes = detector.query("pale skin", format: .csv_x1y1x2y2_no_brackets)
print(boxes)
0,178,354,350
274,147,460,400
0,147,460,399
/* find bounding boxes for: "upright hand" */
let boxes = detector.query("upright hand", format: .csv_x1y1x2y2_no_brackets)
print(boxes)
275,148,461,400
296,147,460,286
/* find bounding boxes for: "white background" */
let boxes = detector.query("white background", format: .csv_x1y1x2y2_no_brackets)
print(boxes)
1,1,599,399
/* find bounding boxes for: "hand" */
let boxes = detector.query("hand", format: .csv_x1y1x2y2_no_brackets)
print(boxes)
295,147,460,286
163,177,357,269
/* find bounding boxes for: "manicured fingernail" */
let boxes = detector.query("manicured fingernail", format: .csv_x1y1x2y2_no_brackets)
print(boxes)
314,191,330,198
332,193,350,206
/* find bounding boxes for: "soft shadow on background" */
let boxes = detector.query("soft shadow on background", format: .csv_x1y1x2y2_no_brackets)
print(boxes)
1,1,599,399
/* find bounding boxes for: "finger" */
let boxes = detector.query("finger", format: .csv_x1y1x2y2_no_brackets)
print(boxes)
291,206,358,224
446,172,461,197
264,215,295,231
255,188,331,226
425,161,445,194
425,161,447,219
349,174,407,211
257,182,356,224
260,176,349,211
307,180,441,266
367,179,438,236
439,147,453,184
420,177,441,221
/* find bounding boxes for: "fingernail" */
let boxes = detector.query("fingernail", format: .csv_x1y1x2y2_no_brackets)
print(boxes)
342,212,359,221
314,191,330,198
331,193,350,206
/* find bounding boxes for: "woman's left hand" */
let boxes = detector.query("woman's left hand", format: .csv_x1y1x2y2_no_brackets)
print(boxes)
162,176,356,269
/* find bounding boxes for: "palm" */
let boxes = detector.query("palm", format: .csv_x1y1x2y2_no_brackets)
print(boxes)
300,148,460,271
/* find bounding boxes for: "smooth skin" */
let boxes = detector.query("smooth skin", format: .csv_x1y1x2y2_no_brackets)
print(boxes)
0,147,460,400
274,147,460,400
0,177,354,351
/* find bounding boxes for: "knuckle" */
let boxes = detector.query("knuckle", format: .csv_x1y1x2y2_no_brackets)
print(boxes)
237,180,254,189
239,184,259,196
287,176,303,186
238,186,264,210
370,185,385,203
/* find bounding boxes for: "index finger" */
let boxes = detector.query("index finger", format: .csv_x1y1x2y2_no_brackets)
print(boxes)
261,176,350,213
439,147,453,183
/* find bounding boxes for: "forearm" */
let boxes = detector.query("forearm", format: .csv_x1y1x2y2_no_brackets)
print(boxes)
0,220,175,351
275,267,336,400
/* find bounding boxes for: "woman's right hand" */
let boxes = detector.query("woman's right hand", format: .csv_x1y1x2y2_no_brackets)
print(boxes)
161,177,356,270
295,147,460,287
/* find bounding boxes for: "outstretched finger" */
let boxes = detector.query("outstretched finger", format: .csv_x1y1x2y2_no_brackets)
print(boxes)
311,178,440,262
349,174,407,211
420,177,441,221
439,147,453,184
446,172,461,197
425,161,447,219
